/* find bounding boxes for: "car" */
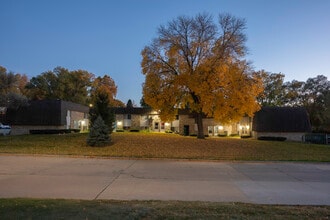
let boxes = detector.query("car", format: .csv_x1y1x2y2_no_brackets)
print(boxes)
0,123,11,135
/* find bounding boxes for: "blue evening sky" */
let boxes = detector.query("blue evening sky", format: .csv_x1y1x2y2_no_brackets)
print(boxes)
1,0,329,105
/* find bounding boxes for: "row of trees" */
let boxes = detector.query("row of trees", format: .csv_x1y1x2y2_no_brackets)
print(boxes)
0,66,124,110
0,66,28,111
257,71,330,132
0,65,119,146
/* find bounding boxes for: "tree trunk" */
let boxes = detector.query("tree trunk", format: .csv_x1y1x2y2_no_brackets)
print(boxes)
196,112,205,139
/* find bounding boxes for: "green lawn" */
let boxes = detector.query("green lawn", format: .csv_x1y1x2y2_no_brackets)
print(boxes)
0,198,329,219
0,132,329,161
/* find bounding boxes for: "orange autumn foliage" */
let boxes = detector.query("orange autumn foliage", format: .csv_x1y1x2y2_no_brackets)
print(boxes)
90,75,124,107
141,13,264,137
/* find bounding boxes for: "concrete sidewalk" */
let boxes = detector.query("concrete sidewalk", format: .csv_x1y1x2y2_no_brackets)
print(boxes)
0,155,329,205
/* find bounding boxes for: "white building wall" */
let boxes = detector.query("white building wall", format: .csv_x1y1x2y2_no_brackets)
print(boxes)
252,132,306,142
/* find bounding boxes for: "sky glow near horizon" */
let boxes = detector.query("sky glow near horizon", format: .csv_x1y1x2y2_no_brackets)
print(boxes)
1,0,329,105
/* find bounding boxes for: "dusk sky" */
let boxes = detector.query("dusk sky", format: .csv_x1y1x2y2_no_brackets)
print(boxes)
1,0,329,105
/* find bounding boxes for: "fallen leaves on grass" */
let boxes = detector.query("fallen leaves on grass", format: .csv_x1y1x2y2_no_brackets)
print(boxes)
107,133,329,161
1,132,329,161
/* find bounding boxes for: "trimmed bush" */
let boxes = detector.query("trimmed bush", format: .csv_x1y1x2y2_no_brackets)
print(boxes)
258,136,287,141
218,134,227,137
241,135,252,139
30,129,80,134
230,134,239,137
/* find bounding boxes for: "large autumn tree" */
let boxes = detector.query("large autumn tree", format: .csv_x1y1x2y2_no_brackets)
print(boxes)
141,13,263,138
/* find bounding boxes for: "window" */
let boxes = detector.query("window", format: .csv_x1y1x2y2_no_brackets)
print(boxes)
155,122,159,130
241,127,248,135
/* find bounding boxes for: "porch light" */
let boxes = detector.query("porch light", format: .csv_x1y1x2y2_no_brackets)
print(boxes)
117,121,122,126
165,122,170,126
218,125,224,130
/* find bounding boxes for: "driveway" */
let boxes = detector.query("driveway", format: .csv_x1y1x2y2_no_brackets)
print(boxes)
0,155,329,205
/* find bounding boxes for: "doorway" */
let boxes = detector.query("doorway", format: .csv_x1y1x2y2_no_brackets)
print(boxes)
183,125,189,136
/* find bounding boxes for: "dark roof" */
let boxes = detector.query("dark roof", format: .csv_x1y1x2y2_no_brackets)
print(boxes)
112,107,210,118
4,100,89,126
112,107,152,115
113,107,199,117
60,100,89,113
252,107,311,132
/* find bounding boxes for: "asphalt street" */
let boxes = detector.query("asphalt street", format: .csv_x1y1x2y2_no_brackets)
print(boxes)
0,155,329,205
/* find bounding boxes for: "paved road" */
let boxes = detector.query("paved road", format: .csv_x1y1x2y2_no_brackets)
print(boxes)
0,155,329,205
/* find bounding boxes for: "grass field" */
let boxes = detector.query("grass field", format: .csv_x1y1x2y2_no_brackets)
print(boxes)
0,132,329,161
1,198,329,219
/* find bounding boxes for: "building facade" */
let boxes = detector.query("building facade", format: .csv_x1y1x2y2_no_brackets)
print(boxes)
3,101,311,141
252,107,312,141
3,100,89,135
114,107,173,132
113,106,311,141
113,107,252,137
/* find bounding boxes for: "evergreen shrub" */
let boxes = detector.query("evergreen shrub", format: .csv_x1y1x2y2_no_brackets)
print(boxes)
87,116,111,147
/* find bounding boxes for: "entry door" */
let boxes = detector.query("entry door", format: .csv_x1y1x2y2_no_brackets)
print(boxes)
154,122,159,131
183,125,189,136
208,126,213,136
